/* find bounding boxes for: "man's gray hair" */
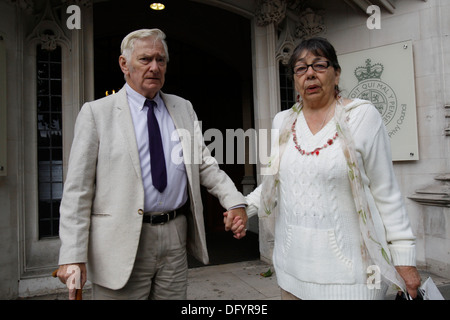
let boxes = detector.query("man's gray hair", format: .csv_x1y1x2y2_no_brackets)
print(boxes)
120,29,169,62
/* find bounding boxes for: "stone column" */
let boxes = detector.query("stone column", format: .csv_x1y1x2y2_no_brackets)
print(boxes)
252,0,287,263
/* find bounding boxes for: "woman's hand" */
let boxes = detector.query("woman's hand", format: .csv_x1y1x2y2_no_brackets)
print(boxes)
395,266,421,298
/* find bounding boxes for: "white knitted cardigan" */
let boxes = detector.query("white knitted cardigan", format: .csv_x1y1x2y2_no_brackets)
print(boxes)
252,98,412,292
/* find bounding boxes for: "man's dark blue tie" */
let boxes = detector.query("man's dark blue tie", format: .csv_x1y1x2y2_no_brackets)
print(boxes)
145,99,167,193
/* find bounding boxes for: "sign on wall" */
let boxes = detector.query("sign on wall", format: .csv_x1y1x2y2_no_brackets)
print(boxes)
338,40,419,161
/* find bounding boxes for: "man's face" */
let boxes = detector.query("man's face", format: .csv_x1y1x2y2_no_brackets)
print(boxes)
119,37,167,99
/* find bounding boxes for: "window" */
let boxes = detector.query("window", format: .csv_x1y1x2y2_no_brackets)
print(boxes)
279,62,295,111
36,45,62,238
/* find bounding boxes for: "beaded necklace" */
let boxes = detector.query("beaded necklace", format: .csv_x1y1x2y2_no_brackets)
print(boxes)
291,108,338,156
292,118,338,156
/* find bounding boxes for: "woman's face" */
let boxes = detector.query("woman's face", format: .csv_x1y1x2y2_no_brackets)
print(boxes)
293,50,340,106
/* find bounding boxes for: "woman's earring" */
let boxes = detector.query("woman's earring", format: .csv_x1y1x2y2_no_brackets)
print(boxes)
335,85,341,99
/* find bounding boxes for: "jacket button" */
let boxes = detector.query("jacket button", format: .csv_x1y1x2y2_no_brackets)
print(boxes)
138,209,144,215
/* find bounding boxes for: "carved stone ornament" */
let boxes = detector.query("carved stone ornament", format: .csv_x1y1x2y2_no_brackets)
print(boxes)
26,1,70,51
5,0,34,14
38,31,59,51
294,7,326,39
255,0,287,27
276,19,296,65
275,6,326,65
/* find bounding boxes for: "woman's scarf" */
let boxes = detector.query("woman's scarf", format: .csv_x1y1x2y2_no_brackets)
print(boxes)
260,98,407,292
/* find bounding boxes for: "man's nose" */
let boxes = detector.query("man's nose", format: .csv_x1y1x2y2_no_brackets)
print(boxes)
148,59,160,72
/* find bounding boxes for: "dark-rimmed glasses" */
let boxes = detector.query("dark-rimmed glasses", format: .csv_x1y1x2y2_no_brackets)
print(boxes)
293,61,331,76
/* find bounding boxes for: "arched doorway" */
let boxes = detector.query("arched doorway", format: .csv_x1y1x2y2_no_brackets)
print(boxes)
92,0,258,267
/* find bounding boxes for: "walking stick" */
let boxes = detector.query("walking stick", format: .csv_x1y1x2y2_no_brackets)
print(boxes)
52,268,83,300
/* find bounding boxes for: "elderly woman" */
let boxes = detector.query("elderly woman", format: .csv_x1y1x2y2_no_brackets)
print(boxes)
243,37,421,300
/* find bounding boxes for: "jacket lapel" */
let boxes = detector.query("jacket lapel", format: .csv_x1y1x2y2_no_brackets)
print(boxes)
160,92,194,187
114,87,142,180
161,92,185,131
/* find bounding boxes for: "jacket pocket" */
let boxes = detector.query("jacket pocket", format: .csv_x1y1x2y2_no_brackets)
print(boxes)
284,225,355,284
91,213,111,217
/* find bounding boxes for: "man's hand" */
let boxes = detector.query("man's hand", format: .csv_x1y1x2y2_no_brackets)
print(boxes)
223,207,248,239
395,266,421,299
57,263,87,300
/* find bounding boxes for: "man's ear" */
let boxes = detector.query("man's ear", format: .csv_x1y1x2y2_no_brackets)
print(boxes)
119,55,129,76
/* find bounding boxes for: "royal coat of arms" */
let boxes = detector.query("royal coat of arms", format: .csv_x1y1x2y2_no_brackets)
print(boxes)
349,59,398,125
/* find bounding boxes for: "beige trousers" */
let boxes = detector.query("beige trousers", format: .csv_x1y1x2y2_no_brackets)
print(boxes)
92,215,188,300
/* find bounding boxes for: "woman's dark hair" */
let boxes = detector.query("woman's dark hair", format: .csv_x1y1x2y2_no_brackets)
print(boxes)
288,37,342,97
288,37,341,74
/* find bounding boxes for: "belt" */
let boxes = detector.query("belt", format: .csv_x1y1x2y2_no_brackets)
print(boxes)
143,211,177,225
143,203,188,225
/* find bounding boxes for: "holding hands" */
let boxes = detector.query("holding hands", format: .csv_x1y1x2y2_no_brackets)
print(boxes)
223,207,248,239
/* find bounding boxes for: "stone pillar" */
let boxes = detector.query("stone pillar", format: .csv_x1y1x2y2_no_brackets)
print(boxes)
252,0,286,263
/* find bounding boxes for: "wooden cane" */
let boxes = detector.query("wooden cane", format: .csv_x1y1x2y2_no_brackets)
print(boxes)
52,268,83,300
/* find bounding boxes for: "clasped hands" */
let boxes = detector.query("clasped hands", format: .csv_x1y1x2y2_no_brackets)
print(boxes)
223,207,248,239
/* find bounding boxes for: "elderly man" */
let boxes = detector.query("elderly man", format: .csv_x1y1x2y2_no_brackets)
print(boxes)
57,29,247,300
